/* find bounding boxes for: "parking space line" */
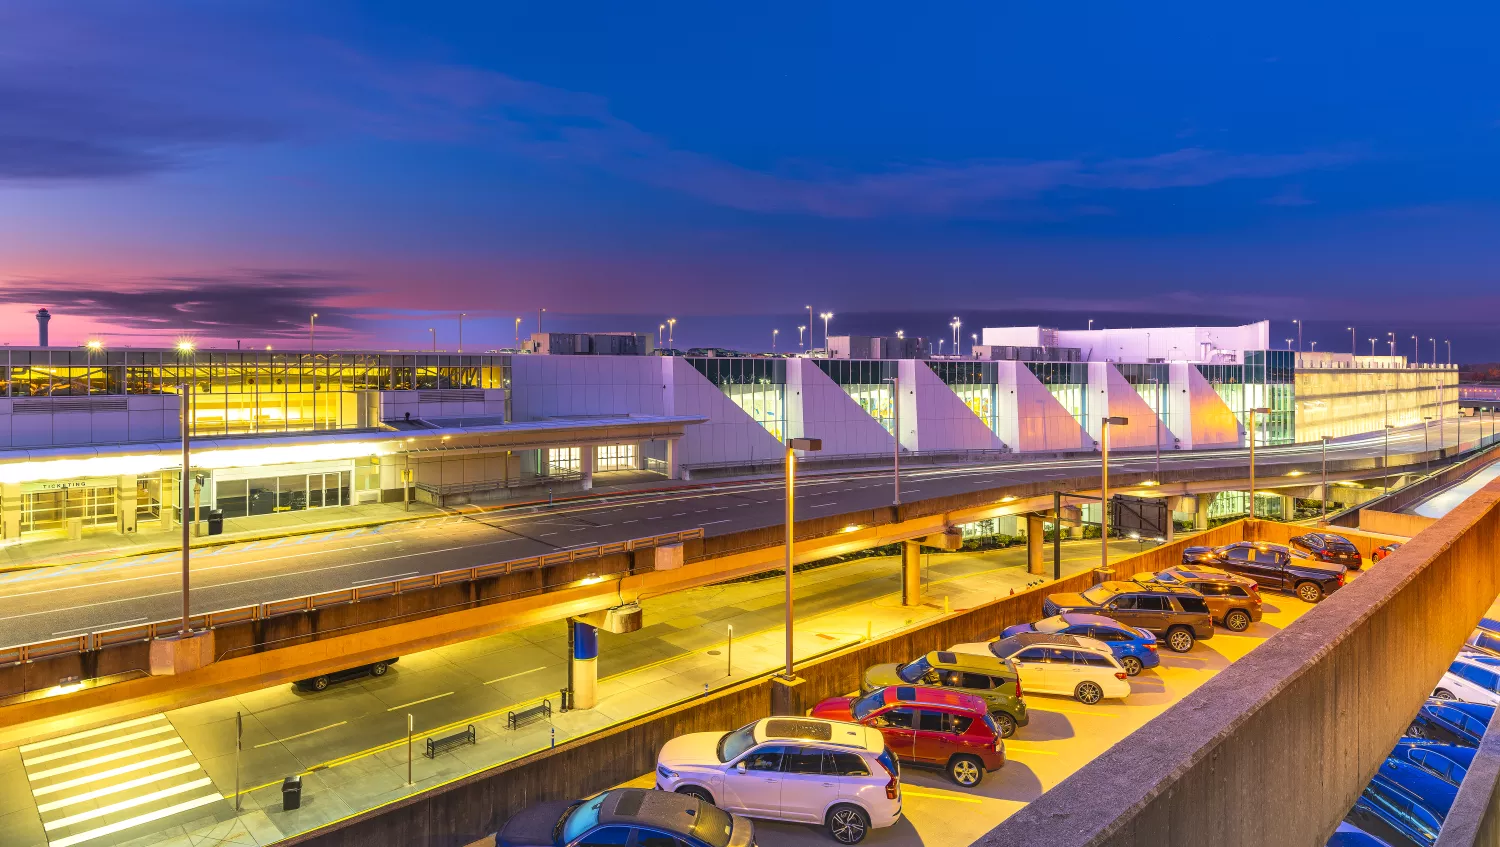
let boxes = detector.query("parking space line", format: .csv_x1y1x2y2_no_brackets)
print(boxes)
1035,706,1120,719
1004,743,1060,756
902,789,983,803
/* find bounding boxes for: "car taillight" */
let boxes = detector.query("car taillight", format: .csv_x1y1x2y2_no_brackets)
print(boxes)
1115,672,1128,680
1146,643,1158,652
886,777,899,799
1014,676,1023,699
1337,572,1346,586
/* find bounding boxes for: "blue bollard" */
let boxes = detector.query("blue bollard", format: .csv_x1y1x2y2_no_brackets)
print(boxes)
551,727,555,748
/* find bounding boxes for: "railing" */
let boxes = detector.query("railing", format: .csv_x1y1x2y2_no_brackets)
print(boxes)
0,527,704,666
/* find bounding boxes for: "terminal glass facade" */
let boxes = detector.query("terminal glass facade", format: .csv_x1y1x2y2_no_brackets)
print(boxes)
926,361,999,433
1196,351,1295,445
815,360,898,434
689,357,788,441
1025,362,1089,430
1116,363,1173,442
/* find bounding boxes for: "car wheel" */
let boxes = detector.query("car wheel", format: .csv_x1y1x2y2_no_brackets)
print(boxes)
370,662,389,677
992,711,1018,738
1434,688,1457,701
1296,581,1324,604
1075,681,1104,705
1408,722,1428,739
1224,610,1252,632
311,676,329,692
827,804,870,844
1120,656,1143,676
1167,627,1195,653
675,785,715,805
948,755,984,787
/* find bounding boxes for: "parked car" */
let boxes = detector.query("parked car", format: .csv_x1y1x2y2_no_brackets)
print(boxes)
998,612,1160,676
498,787,755,847
655,716,900,844
1290,532,1365,569
1463,627,1500,659
1346,759,1456,847
1184,542,1346,604
861,651,1028,738
951,633,1130,704
294,658,398,691
1478,617,1500,636
809,686,1003,787
1042,581,1214,653
1134,566,1263,632
1389,738,1475,787
1407,699,1493,747
1328,820,1395,847
1434,654,1500,705
1372,542,1402,563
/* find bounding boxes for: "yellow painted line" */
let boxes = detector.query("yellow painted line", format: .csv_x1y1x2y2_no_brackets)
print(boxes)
1036,706,1120,719
1003,744,1060,756
386,692,454,712
902,788,982,803
254,721,346,749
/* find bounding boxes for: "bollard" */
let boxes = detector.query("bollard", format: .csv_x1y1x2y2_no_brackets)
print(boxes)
726,624,733,676
550,726,555,748
406,714,414,786
944,596,950,615
866,620,872,642
233,712,243,812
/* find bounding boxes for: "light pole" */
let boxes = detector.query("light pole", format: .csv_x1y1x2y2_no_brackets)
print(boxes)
175,340,195,635
779,437,822,704
1293,319,1302,352
1320,435,1329,520
515,316,522,347
1348,326,1355,355
951,317,961,352
1430,338,1436,366
1424,416,1433,468
806,305,813,347
884,376,900,505
1100,416,1128,579
668,318,677,349
86,340,102,396
659,323,665,348
458,312,466,354
772,328,779,353
1088,319,1094,331
1310,341,1318,353
1388,332,1396,356
820,312,833,350
1368,338,1376,357
937,339,945,356
1247,407,1271,519
1446,339,1452,365
539,307,546,336
310,313,318,352
1286,338,1294,351
1149,377,1162,481
428,327,436,352
1384,424,1395,493
1412,335,1419,364
798,325,806,350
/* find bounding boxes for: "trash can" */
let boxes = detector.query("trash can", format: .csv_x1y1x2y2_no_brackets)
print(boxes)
207,509,224,536
281,775,302,811
1093,567,1115,585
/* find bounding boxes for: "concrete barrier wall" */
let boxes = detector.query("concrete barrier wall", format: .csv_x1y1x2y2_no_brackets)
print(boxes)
1435,707,1500,847
1329,442,1500,528
976,480,1500,847
1359,510,1438,539
281,522,1243,847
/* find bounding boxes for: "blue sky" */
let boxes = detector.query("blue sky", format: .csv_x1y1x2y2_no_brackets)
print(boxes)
1,1,1497,356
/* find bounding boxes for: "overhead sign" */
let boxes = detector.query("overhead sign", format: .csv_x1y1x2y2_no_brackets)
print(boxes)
1111,494,1170,539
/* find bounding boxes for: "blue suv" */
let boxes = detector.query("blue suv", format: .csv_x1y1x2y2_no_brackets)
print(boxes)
1346,759,1456,847
1408,699,1494,747
1001,613,1159,677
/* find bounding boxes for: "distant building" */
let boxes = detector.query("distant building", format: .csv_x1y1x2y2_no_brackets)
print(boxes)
828,335,929,360
528,332,653,356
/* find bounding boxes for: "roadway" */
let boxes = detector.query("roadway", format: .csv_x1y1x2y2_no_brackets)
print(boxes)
0,422,1455,647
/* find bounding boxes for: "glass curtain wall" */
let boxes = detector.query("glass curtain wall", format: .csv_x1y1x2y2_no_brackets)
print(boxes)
689,358,788,441
925,361,999,434
1025,362,1089,430
1116,363,1172,442
814,360,898,434
1197,352,1294,445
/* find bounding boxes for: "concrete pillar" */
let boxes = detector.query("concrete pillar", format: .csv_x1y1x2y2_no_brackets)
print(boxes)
1,483,20,540
635,442,649,471
1279,494,1295,522
117,475,138,535
158,474,176,531
570,620,599,710
580,446,595,491
901,540,922,606
666,439,680,480
1026,514,1045,575
1063,505,1083,539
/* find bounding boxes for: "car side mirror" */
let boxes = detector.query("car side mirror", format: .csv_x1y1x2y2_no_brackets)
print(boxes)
735,761,747,774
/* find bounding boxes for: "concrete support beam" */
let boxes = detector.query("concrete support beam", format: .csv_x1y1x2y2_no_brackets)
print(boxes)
580,446,595,491
635,443,649,471
901,540,922,607
1279,494,1296,522
117,475,138,535
1027,514,1045,575
569,619,598,710
1,483,20,540
666,439,680,480
159,474,176,532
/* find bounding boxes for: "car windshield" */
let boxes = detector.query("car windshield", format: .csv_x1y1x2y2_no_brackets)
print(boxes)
559,795,603,843
897,656,933,684
1154,572,1182,584
717,723,758,763
691,800,735,847
1034,616,1068,633
1081,586,1116,605
851,689,886,721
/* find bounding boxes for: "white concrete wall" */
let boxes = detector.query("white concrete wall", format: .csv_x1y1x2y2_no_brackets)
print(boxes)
1053,321,1270,364
898,360,1006,452
0,395,177,448
1083,363,1176,450
662,357,785,466
995,362,1091,452
508,356,666,421
1169,362,1243,450
378,390,508,423
786,359,896,456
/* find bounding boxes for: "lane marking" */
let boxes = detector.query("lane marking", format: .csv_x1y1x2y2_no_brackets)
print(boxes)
484,666,546,685
48,792,223,847
386,691,455,711
701,520,732,527
254,721,347,749
351,571,418,585
21,714,165,753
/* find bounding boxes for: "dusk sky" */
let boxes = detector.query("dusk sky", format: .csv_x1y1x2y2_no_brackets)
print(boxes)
2,2,1498,356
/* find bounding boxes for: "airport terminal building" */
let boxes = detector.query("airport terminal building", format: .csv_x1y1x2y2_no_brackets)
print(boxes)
0,320,1456,544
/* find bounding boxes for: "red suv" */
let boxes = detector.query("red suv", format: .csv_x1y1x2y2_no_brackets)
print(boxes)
810,685,1003,787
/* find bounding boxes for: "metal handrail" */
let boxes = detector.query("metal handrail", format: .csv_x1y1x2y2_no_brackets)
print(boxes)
0,526,704,664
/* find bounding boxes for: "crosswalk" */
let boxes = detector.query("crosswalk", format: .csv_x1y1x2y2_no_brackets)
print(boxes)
20,714,231,847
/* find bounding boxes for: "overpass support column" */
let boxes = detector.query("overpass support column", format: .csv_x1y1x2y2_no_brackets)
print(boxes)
1026,514,1045,575
901,540,922,606
666,439,680,480
1279,494,1295,522
579,446,595,491
117,475,138,535
568,619,599,710
1188,495,1208,531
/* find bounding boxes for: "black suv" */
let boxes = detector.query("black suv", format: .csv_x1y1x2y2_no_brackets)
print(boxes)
1289,532,1364,569
1042,581,1214,653
1184,542,1346,603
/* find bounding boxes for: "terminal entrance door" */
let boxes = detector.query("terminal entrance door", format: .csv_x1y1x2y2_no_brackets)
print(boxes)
21,485,118,533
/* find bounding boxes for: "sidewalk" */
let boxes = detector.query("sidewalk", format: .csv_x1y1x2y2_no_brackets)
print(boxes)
0,539,1143,847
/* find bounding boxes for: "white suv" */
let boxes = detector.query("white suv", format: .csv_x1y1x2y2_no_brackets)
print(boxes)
655,716,901,844
951,633,1131,705
1435,655,1500,705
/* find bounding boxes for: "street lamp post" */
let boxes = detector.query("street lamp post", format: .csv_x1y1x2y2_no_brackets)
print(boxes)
1310,341,1318,353
175,338,195,635
310,313,318,352
1424,416,1433,469
1320,435,1330,520
86,340,102,396
515,317,522,347
458,313,466,354
1368,338,1376,356
884,376,900,505
1100,416,1128,580
806,306,813,347
1348,327,1355,355
1412,335,1419,364
1430,338,1436,366
772,328,779,353
776,437,822,714
1247,407,1271,519
1446,339,1452,365
1384,424,1395,493
1286,338,1294,351
798,325,806,350
820,312,833,351
971,333,978,358
1293,319,1302,352
668,318,677,349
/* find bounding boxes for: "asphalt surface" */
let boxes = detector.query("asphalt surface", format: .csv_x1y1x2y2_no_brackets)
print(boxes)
0,422,1458,647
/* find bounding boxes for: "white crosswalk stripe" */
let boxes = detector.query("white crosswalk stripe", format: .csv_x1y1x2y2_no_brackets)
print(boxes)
21,713,229,847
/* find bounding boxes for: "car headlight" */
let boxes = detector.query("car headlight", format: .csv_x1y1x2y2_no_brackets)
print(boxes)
657,764,678,780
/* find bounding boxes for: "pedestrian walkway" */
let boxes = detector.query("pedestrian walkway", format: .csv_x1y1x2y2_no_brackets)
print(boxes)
11,714,233,847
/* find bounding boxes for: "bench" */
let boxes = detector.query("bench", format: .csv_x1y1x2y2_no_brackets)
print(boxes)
507,700,551,730
424,725,475,759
